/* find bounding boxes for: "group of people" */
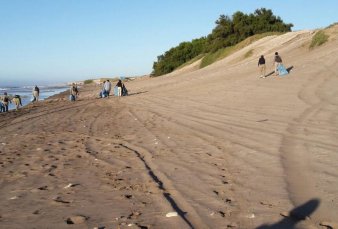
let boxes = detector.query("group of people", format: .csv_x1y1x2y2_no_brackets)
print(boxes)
99,79,128,98
100,80,112,97
0,85,40,113
0,92,23,112
257,52,284,78
1,79,128,111
69,79,128,102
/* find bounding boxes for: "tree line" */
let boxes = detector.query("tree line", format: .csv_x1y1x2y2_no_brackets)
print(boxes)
152,8,293,76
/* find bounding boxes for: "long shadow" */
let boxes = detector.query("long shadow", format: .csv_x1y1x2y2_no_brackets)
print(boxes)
256,199,320,229
265,71,275,77
128,91,148,96
286,66,294,73
120,144,194,229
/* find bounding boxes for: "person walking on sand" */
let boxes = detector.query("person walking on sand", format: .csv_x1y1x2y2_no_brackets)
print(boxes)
273,52,283,76
32,85,40,102
258,55,266,78
116,79,123,97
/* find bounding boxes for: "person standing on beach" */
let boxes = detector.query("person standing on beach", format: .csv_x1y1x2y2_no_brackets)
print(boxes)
0,97,5,112
2,92,11,112
12,95,22,110
116,80,123,97
70,83,78,101
101,81,106,97
273,52,283,76
122,82,128,96
74,84,79,99
32,85,40,102
104,80,112,96
258,55,266,78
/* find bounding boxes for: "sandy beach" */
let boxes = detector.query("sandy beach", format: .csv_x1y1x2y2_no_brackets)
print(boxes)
1,27,338,229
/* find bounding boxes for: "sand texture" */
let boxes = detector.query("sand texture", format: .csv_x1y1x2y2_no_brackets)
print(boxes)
1,27,338,229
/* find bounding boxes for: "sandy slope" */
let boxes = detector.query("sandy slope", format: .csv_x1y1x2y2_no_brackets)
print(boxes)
1,27,338,229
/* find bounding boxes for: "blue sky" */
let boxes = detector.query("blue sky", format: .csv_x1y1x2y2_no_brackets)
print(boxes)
1,0,337,86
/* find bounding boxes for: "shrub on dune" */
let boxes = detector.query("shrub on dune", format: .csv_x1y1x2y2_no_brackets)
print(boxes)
310,30,329,48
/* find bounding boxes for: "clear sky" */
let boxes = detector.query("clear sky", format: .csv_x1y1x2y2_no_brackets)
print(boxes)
1,0,337,86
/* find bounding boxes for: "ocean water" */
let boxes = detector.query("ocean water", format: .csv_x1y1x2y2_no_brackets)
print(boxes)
0,85,69,110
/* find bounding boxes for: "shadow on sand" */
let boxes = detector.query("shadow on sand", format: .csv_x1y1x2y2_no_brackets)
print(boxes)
128,91,148,96
256,199,320,229
286,66,294,72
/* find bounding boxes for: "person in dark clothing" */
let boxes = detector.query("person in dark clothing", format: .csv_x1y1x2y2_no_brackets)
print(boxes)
122,83,128,96
116,80,123,97
32,85,40,102
258,55,266,78
2,92,11,112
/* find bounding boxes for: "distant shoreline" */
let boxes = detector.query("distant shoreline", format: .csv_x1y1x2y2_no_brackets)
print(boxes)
1,86,69,111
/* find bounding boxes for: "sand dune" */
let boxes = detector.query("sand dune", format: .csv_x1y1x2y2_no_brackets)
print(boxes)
1,26,338,229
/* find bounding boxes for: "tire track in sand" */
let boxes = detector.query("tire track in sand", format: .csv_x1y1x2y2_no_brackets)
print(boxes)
280,61,338,223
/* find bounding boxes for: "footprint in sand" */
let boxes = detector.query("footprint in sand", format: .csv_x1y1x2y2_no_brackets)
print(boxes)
127,211,142,219
53,196,71,204
38,185,48,191
65,215,89,224
218,210,226,217
213,190,234,205
124,194,133,199
136,224,149,229
32,209,41,215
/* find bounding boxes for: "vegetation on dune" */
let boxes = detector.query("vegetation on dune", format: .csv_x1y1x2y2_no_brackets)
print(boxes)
310,30,329,48
244,49,254,59
152,38,206,76
84,79,94,84
326,22,338,29
200,32,282,68
200,46,235,68
176,54,204,70
152,8,293,76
